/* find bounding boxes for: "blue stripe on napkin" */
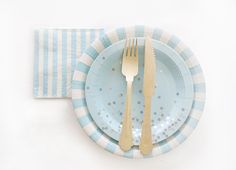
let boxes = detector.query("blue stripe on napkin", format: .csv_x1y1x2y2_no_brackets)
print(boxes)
52,31,58,96
62,31,67,97
43,30,49,96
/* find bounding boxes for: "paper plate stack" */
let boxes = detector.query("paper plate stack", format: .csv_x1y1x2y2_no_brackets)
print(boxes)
71,26,205,158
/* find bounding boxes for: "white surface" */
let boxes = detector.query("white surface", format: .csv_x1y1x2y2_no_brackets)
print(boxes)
0,0,236,169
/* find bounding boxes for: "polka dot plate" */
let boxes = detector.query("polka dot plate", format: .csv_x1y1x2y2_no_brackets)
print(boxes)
72,26,205,158
85,38,194,145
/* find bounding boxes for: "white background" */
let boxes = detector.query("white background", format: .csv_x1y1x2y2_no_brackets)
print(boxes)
0,0,236,169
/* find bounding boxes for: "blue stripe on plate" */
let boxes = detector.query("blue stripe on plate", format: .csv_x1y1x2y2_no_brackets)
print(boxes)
52,30,58,96
194,83,205,92
135,25,145,37
62,31,67,97
72,98,86,109
43,30,49,96
179,48,194,60
71,31,77,79
189,65,202,75
158,140,171,153
152,28,163,40
106,143,117,153
192,100,205,111
79,114,92,127
85,46,98,59
123,150,133,158
72,80,85,89
161,144,172,153
172,130,187,143
167,35,180,48
33,30,39,96
185,116,198,128
116,28,126,40
99,34,112,48
76,62,90,73
90,131,102,141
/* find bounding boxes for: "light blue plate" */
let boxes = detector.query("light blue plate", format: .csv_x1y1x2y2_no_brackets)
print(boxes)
85,38,194,145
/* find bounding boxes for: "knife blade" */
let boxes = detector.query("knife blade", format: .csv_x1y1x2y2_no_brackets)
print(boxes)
143,37,156,96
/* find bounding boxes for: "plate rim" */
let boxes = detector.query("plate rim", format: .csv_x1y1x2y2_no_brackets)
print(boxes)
72,26,205,158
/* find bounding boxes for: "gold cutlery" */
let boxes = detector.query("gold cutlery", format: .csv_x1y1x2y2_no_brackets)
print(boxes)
119,39,139,151
140,37,156,155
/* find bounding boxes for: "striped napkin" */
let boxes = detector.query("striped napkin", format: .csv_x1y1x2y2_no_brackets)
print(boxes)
33,29,104,98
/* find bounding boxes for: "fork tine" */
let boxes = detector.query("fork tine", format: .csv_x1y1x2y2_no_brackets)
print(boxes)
135,39,138,58
123,40,128,58
127,39,131,57
131,39,135,57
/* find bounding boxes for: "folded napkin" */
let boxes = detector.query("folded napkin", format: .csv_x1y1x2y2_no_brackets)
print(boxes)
34,29,104,98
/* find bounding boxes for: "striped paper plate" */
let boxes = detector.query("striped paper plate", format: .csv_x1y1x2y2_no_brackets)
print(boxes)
72,26,205,158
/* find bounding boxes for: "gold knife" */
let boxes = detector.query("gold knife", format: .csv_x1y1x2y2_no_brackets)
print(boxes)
139,37,156,155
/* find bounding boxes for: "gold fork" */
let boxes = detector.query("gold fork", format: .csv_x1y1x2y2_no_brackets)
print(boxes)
119,39,139,151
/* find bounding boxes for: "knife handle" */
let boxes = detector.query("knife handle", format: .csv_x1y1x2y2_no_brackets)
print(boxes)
119,81,133,151
140,96,153,155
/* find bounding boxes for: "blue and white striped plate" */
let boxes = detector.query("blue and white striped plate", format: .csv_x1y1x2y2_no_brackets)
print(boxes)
72,26,205,158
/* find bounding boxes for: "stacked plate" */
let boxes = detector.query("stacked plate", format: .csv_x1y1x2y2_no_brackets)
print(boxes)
72,26,205,158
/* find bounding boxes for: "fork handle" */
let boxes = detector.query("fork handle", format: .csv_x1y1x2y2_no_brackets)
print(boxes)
140,96,153,155
119,81,133,151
